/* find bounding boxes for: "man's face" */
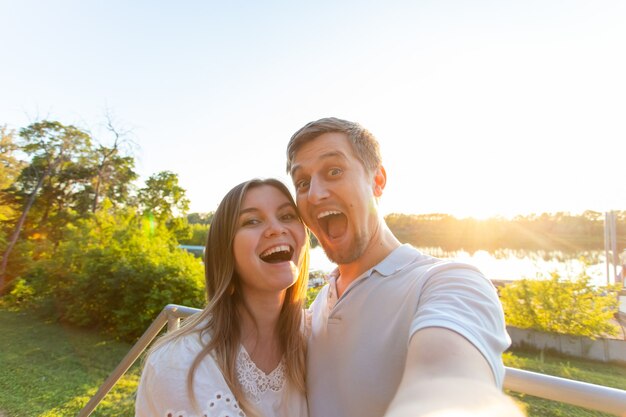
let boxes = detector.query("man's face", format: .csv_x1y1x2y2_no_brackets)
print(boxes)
290,132,381,264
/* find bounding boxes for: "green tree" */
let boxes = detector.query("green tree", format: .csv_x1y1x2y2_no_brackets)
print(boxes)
1,121,92,291
187,211,214,225
500,267,620,338
86,118,137,213
178,223,209,246
138,171,191,239
0,126,25,225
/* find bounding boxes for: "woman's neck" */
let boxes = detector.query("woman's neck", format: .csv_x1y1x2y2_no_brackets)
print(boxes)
238,291,285,373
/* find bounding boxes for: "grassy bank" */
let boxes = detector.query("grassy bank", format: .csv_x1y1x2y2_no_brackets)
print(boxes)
1,306,625,417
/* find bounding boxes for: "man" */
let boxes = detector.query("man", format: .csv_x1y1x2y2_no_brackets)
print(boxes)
286,117,523,417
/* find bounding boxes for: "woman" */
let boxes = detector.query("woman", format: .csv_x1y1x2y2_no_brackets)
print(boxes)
135,178,310,417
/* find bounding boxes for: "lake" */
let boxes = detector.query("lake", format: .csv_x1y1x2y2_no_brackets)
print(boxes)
181,244,623,287
309,246,624,287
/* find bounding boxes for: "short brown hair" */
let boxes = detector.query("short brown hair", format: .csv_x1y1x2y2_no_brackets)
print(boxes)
286,117,382,174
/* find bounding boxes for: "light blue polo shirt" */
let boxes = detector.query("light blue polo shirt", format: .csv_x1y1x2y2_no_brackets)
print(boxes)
306,244,510,417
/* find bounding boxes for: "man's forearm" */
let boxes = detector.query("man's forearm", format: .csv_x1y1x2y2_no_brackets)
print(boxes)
384,376,525,417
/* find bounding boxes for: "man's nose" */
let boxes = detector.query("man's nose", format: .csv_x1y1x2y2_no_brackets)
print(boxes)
307,178,330,204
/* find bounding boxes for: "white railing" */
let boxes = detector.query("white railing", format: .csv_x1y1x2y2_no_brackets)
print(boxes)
78,304,626,417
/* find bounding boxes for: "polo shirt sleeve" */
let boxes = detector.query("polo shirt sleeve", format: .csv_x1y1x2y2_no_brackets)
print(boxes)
409,262,511,387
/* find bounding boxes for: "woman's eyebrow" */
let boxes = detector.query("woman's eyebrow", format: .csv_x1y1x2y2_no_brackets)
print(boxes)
238,207,259,216
238,202,293,216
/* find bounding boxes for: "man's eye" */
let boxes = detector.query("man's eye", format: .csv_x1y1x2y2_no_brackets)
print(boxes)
329,168,342,176
296,180,310,191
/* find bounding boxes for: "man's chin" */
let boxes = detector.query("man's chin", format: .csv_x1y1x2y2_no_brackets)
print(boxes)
320,241,362,265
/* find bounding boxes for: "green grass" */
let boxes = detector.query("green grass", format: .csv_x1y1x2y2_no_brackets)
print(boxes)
503,350,626,417
1,306,625,417
0,307,140,417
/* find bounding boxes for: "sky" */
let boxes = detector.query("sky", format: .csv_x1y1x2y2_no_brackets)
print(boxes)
1,0,625,219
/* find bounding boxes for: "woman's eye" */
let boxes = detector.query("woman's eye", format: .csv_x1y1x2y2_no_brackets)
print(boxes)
241,218,260,226
281,212,297,221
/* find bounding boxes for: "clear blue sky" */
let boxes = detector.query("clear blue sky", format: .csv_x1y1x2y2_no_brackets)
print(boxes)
2,1,625,218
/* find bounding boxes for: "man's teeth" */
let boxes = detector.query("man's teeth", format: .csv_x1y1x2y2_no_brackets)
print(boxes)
317,210,341,219
260,245,291,258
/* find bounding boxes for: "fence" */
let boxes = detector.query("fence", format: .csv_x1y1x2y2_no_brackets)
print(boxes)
508,326,626,364
78,304,626,417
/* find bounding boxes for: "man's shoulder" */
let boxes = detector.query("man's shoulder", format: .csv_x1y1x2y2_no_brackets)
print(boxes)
391,247,488,284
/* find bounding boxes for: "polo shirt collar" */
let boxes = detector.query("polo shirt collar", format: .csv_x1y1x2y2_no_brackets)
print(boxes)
372,244,419,277
328,244,419,287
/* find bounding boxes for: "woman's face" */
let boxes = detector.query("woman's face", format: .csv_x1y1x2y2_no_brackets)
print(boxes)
233,185,306,298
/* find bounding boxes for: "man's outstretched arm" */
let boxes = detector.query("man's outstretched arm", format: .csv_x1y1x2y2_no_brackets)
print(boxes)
384,327,525,417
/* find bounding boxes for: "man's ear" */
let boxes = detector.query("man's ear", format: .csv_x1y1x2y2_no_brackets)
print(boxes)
373,166,387,197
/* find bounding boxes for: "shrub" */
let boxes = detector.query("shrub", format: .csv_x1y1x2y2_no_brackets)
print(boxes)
500,267,620,339
1,277,35,308
25,205,205,341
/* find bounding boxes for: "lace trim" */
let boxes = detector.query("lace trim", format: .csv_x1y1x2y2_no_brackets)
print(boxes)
236,347,285,403
164,390,245,417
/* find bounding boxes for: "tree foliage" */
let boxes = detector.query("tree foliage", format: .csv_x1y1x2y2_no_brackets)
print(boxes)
1,121,93,289
178,223,209,246
1,119,201,342
0,127,25,224
138,171,191,240
25,203,205,341
385,211,626,252
500,268,620,338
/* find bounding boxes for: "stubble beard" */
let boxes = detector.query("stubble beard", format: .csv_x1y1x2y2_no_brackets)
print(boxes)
321,231,370,265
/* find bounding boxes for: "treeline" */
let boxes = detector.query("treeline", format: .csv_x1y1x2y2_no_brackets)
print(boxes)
385,212,626,253
0,121,204,340
180,210,626,254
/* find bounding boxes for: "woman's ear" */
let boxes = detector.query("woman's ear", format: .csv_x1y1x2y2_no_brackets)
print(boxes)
373,166,387,197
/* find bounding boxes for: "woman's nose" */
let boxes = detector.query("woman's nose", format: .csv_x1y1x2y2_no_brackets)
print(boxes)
264,219,288,237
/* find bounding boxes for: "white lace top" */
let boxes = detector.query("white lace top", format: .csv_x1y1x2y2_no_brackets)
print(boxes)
135,331,308,417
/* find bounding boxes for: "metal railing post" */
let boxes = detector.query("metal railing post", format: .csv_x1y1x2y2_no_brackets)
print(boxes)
77,304,201,417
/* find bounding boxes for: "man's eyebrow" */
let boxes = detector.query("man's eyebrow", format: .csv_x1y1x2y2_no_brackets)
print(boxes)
290,150,348,176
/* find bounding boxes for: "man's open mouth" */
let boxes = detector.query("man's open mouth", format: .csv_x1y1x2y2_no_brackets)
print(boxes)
317,210,347,240
259,245,294,263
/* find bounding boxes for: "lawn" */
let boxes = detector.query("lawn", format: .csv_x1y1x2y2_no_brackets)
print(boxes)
1,306,625,417
0,308,141,417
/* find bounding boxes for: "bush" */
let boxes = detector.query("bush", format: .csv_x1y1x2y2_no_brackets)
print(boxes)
24,206,205,341
1,277,35,308
178,223,209,246
500,267,620,339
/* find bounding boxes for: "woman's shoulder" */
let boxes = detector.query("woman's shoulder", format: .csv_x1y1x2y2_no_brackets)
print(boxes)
137,328,245,417
146,328,211,371
142,327,229,393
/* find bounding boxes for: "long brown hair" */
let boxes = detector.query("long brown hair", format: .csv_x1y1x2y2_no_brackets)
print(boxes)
149,178,309,416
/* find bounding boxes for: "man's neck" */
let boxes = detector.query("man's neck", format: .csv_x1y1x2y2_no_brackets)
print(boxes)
336,225,401,297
